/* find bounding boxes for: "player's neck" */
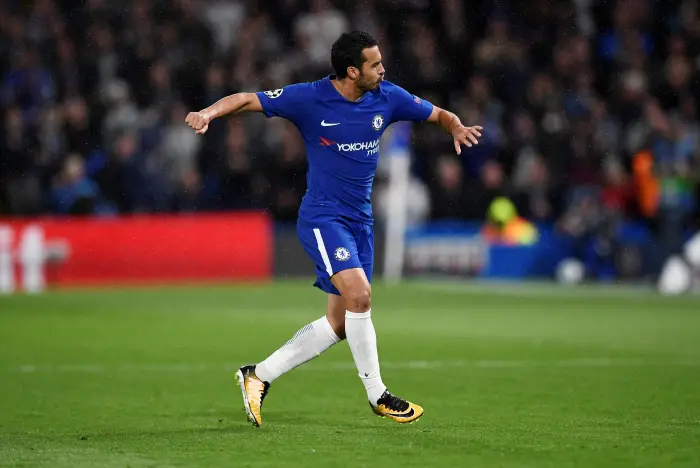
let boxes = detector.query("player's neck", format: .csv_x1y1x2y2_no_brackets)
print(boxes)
331,77,365,102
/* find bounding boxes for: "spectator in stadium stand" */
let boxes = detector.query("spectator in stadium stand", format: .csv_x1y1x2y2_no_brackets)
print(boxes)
49,153,101,215
0,0,698,277
481,197,539,246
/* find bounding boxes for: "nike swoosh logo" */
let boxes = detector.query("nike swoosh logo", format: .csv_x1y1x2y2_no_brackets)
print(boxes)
386,408,414,418
321,120,340,127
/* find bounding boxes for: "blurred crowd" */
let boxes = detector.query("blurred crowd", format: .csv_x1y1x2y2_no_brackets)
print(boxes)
1,0,699,247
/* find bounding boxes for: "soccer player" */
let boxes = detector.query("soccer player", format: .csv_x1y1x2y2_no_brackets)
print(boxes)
186,31,482,426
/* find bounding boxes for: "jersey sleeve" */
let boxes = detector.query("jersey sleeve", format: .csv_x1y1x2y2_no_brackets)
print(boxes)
388,82,434,123
255,83,309,121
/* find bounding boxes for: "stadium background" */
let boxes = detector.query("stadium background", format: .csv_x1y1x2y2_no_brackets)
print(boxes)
1,2,700,467
1,0,699,289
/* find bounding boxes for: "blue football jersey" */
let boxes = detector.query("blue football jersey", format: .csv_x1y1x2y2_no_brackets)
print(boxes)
256,76,434,224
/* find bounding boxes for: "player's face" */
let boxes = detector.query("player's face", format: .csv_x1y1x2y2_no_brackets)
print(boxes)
358,46,385,91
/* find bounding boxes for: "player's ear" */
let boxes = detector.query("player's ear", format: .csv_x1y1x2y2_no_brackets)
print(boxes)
347,66,360,80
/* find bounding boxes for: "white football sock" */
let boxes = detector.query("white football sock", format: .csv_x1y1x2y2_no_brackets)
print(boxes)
345,309,387,405
255,316,341,383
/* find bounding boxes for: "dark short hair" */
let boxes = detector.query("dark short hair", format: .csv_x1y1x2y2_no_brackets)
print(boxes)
331,31,378,78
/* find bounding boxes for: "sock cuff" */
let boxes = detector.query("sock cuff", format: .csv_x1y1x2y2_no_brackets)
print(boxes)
345,309,371,319
316,316,341,343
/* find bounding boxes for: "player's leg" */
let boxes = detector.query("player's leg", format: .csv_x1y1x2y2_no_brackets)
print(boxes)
236,221,350,426
326,292,347,339
333,223,423,423
237,305,342,424
254,299,343,385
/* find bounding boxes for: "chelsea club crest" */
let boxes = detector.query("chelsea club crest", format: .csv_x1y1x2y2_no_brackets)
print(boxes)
372,114,384,131
334,247,351,262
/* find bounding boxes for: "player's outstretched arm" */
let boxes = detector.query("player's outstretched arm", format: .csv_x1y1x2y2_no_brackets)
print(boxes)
427,106,483,155
185,93,263,135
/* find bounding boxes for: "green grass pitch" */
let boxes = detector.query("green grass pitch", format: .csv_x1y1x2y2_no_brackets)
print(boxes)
1,281,699,467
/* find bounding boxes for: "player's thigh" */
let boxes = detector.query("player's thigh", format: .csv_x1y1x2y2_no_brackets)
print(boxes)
331,223,374,311
331,267,371,312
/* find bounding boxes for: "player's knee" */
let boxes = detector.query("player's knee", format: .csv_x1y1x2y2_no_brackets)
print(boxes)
346,288,371,313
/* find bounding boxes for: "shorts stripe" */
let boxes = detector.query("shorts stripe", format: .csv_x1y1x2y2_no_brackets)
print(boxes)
313,228,333,276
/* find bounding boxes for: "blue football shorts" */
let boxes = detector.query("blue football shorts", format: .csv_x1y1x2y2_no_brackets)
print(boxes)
297,217,374,295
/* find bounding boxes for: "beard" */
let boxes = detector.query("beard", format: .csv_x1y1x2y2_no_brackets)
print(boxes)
360,75,383,92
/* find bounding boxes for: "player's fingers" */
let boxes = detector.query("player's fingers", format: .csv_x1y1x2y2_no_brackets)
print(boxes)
187,113,205,130
473,126,484,131
454,138,461,155
196,124,208,135
461,136,472,148
467,132,479,145
471,128,482,137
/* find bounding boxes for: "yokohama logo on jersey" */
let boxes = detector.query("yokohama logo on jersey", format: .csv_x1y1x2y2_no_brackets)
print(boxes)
336,138,381,156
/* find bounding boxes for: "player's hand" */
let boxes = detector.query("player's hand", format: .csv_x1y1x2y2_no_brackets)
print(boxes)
452,125,483,155
185,111,211,135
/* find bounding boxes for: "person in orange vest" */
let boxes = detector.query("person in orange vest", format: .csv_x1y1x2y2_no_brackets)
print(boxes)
481,197,539,245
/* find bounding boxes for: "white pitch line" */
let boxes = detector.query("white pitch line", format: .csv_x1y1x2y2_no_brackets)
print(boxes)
6,358,700,374
411,281,700,300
